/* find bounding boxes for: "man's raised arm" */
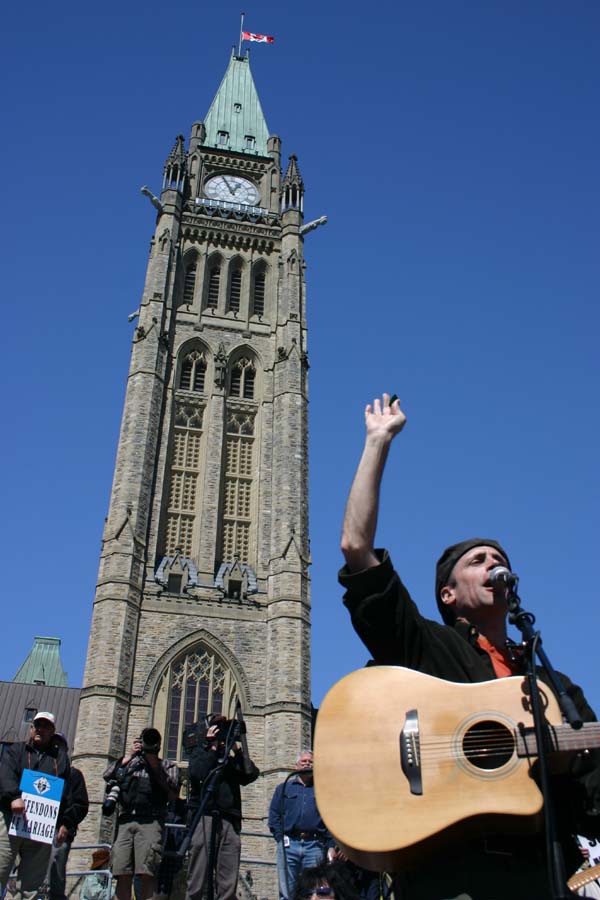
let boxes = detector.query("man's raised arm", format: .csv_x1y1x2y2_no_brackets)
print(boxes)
341,393,406,573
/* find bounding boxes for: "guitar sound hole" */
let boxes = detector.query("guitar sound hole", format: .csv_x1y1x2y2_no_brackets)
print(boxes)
463,720,514,770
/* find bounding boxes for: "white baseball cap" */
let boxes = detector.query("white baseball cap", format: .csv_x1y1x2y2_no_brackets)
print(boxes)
33,712,56,726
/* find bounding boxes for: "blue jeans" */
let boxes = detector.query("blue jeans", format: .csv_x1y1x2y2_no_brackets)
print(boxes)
276,838,325,900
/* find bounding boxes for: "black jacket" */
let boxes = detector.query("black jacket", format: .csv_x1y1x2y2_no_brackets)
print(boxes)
63,767,89,838
188,744,259,831
0,738,74,830
339,550,600,852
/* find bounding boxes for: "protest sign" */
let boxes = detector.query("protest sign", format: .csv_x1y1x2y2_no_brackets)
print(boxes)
9,769,64,844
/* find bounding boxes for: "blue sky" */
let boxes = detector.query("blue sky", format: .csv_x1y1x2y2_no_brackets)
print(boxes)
1,1,599,714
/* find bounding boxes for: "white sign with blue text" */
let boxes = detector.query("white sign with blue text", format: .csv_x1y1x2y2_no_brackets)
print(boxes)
9,769,64,844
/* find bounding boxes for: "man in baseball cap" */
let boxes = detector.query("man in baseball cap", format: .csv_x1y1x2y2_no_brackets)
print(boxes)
0,711,74,899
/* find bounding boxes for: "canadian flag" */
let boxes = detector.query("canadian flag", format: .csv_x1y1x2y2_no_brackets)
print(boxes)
242,31,274,44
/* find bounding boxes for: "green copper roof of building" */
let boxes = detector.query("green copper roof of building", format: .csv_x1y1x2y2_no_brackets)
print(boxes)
13,637,68,687
204,51,270,157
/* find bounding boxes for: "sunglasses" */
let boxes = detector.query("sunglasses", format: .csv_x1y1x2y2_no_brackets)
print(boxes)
301,889,333,898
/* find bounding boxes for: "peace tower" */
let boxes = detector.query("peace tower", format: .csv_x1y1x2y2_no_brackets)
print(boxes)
73,49,315,893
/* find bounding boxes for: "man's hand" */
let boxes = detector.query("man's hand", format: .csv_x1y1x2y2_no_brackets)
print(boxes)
365,393,407,442
11,798,26,817
206,725,222,751
122,739,143,764
55,825,69,846
341,393,407,573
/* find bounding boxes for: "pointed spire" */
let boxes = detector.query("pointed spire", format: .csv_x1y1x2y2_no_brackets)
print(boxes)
162,134,187,192
14,637,68,687
203,50,270,156
281,155,305,213
282,154,304,189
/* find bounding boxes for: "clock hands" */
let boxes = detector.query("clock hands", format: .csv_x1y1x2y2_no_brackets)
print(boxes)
222,176,240,196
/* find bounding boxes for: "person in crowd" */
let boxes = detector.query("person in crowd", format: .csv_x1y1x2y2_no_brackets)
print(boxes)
269,751,333,900
339,392,600,899
291,861,361,900
0,712,73,900
185,713,259,900
79,848,115,900
103,729,179,900
49,734,89,900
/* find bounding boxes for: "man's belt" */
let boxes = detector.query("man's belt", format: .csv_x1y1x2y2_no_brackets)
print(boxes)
287,830,325,840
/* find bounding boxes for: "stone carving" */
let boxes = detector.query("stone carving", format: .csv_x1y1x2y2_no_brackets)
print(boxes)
159,227,170,251
214,342,227,388
140,185,163,214
299,215,327,236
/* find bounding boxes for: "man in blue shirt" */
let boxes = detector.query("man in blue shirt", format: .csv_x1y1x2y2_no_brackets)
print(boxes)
268,751,332,900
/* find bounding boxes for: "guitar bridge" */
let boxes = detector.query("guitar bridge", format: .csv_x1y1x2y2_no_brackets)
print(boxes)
400,709,422,795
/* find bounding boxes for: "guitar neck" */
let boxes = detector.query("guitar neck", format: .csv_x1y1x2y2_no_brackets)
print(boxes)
516,721,600,757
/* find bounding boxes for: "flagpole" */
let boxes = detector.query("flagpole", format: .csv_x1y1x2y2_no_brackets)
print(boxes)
238,11,245,56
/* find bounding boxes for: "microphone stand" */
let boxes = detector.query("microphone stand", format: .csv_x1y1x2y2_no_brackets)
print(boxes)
506,580,582,899
175,721,242,900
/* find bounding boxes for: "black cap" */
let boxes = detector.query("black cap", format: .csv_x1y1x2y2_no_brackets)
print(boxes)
435,538,511,625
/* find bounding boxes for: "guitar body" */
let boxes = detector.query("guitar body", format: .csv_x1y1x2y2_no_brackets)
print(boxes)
314,666,563,871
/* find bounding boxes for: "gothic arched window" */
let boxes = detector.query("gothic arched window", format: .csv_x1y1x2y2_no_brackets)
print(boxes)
206,265,220,310
251,268,266,317
228,268,242,314
220,408,255,565
182,260,197,305
179,349,206,393
155,645,238,762
229,357,256,399
163,401,204,558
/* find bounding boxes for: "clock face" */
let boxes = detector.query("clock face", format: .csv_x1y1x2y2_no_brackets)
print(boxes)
204,175,260,206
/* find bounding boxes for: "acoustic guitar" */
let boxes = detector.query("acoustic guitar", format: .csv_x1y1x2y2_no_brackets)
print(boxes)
313,666,599,871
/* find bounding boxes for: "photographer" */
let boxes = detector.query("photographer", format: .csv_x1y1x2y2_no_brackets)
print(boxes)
103,728,179,900
185,713,259,900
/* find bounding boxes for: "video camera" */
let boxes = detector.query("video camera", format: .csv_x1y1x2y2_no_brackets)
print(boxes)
183,714,246,756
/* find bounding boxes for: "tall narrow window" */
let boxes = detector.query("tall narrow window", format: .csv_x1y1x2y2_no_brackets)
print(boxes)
229,357,256,399
206,266,220,310
164,402,204,557
182,261,197,305
252,270,265,317
220,410,255,564
179,350,206,393
160,646,237,762
228,269,242,313
243,368,255,400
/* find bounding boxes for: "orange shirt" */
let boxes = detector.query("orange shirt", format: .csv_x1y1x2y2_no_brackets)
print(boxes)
476,634,520,678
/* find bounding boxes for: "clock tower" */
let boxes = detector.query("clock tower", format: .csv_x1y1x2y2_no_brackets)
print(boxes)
74,49,314,895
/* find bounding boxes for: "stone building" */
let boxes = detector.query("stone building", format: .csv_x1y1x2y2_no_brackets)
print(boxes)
74,48,317,895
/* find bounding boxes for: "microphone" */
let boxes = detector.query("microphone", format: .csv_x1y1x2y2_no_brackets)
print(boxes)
488,566,518,591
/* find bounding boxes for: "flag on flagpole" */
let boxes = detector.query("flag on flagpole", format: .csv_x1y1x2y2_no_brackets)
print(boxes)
242,31,274,43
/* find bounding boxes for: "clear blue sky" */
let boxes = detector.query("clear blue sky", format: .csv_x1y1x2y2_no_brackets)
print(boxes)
1,1,598,713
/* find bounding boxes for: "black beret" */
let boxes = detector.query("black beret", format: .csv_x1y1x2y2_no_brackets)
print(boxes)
435,538,511,625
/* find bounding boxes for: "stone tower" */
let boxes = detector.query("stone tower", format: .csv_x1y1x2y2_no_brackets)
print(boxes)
74,50,313,893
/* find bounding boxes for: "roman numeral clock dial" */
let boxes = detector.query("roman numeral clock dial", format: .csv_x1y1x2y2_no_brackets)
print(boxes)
204,175,259,205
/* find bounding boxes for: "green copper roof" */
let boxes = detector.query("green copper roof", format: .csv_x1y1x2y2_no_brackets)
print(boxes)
14,637,68,687
204,51,270,157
